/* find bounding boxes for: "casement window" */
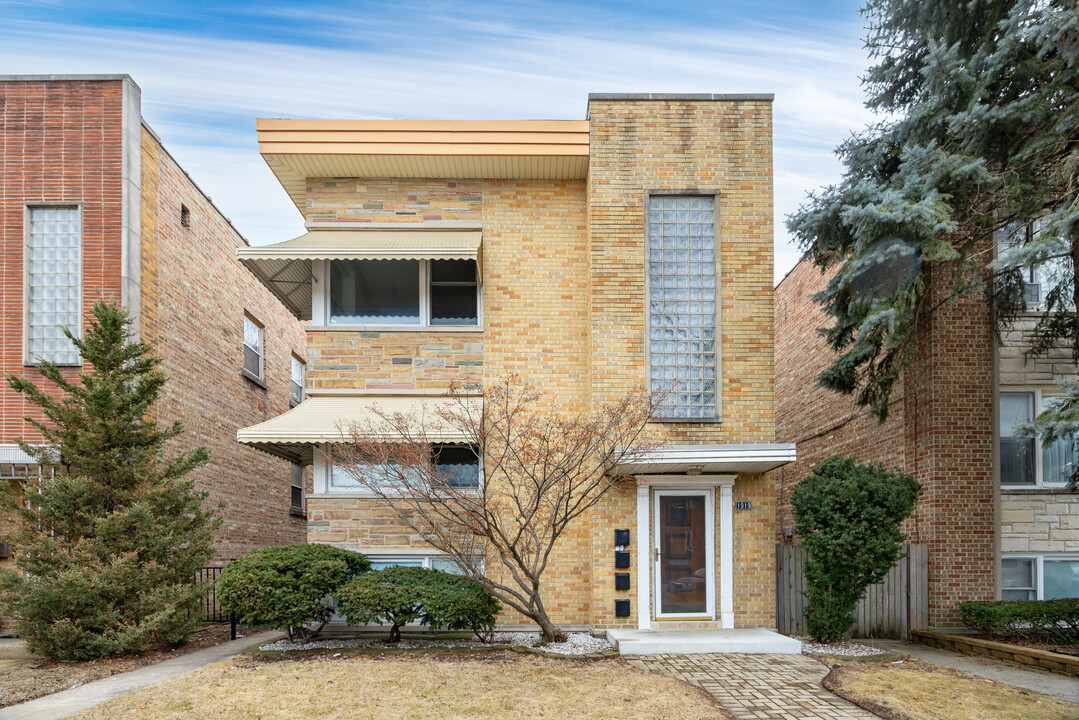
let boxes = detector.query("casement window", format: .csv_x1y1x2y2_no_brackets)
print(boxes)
1002,555,1079,600
999,390,1075,486
998,221,1072,311
26,205,82,365
327,444,480,491
647,195,718,420
328,258,479,327
290,355,305,406
290,463,304,511
243,315,264,381
366,554,464,573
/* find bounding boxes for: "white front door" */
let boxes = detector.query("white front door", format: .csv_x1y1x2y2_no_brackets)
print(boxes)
653,489,715,619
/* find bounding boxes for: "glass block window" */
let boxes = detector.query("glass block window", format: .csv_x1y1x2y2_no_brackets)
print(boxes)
647,195,717,419
27,206,81,365
243,315,263,379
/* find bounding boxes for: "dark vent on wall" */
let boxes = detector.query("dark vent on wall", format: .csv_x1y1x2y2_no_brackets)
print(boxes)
180,204,191,228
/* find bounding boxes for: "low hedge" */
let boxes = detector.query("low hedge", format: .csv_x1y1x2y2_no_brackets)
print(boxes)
958,598,1079,645
218,544,370,643
335,566,500,643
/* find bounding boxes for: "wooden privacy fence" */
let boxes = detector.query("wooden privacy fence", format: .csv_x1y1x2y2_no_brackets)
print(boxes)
776,543,928,639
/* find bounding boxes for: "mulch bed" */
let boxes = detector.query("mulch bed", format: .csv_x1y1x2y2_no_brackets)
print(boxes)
0,623,261,707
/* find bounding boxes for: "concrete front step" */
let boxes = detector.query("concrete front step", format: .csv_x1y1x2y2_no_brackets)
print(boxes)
607,628,802,655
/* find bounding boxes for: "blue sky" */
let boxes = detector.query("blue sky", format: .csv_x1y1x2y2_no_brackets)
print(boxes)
0,0,872,282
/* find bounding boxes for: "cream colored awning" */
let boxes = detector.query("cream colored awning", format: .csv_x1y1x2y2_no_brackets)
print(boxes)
237,229,482,320
236,394,480,464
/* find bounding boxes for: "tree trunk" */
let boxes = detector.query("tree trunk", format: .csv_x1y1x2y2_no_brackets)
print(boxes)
532,610,567,644
388,623,402,643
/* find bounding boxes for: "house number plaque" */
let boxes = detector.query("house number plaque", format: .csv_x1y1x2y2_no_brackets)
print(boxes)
735,501,753,510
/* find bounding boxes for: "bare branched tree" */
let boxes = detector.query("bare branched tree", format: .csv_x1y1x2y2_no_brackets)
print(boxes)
333,375,658,643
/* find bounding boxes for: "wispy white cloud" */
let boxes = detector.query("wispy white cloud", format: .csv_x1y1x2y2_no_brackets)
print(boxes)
0,7,873,281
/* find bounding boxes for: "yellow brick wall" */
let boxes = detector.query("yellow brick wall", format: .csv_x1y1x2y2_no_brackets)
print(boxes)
306,330,483,390
733,475,776,627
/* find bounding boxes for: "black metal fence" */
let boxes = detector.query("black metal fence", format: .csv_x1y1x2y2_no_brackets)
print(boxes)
193,565,229,623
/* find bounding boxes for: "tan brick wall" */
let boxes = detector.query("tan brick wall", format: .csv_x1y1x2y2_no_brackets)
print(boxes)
305,178,481,223
733,475,776,627
307,331,482,390
141,127,308,562
586,99,775,446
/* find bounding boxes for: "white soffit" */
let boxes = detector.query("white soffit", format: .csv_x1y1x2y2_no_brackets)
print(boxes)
616,443,797,475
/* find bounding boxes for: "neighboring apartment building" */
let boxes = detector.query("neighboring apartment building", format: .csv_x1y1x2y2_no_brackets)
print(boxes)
0,75,308,563
774,248,1079,629
236,94,798,637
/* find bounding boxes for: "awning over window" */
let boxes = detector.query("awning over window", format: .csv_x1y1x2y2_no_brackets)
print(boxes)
236,393,481,464
236,229,482,320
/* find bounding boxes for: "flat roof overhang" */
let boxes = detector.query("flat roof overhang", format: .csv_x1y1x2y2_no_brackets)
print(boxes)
615,443,797,475
256,119,590,212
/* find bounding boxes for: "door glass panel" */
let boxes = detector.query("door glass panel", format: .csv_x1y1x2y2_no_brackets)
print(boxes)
658,495,707,614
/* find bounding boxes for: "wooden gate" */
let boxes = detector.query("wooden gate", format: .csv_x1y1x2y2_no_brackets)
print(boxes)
776,543,928,639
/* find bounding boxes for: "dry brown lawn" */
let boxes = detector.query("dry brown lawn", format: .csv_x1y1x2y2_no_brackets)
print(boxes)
72,652,729,719
826,656,1078,720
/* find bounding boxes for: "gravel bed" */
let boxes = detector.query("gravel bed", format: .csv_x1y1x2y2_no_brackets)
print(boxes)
259,631,613,656
795,635,889,657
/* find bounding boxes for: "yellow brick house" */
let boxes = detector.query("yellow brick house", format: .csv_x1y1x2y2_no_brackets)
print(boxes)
236,94,796,650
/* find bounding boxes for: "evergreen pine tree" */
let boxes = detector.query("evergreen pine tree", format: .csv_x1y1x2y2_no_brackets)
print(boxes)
0,300,220,660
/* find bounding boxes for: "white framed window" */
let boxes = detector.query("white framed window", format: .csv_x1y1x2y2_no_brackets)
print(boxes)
243,314,264,381
647,194,718,420
1002,555,1079,600
290,355,305,406
327,444,481,492
25,205,82,365
326,258,480,328
290,463,304,511
365,553,464,573
999,389,1074,487
998,220,1072,312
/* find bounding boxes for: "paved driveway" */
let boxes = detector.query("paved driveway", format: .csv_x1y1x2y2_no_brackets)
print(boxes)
626,653,875,720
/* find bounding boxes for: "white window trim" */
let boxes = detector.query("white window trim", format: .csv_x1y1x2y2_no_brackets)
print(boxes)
24,203,84,367
1001,553,1079,600
312,443,482,498
312,258,482,330
290,354,305,407
999,387,1071,488
243,313,265,383
643,190,722,423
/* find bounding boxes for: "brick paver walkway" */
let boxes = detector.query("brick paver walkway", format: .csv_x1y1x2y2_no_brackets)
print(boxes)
626,653,876,720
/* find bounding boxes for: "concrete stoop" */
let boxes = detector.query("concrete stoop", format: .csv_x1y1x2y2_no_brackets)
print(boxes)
607,628,802,655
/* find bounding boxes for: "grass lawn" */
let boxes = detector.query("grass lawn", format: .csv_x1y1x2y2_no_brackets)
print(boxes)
71,652,730,719
823,656,1078,720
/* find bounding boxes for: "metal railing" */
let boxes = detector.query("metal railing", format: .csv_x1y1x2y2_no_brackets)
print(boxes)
193,563,241,640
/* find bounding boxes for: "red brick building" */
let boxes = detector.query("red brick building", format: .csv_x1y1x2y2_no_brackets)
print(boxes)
774,252,1079,629
0,74,308,562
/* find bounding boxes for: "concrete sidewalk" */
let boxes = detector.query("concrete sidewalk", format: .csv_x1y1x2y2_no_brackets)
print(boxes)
863,639,1079,703
0,630,281,720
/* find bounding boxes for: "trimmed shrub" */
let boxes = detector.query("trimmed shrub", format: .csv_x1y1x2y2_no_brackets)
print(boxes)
959,598,1079,645
335,566,500,642
792,456,921,642
217,544,370,643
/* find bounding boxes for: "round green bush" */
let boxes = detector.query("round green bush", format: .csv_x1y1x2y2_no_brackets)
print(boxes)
217,544,370,643
335,566,500,642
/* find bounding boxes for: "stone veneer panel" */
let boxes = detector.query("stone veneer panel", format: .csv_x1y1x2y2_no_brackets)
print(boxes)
306,331,482,391
1000,493,1079,553
305,178,481,223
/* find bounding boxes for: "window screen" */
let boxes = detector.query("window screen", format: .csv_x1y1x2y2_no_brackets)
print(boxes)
648,196,717,419
430,259,478,326
27,206,81,365
243,316,262,378
1001,557,1036,600
291,356,305,405
330,259,419,324
290,463,304,510
999,393,1035,485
